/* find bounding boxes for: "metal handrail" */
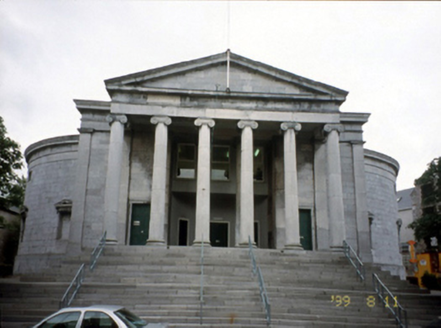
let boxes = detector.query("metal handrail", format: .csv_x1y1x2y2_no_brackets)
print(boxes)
343,240,365,281
60,231,107,309
90,231,107,271
60,263,85,309
248,236,271,326
373,273,408,328
199,235,205,325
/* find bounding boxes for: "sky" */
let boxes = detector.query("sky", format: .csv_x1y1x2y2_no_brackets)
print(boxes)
0,1,440,191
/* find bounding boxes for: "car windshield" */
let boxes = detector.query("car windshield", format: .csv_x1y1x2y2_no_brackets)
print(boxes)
114,309,147,328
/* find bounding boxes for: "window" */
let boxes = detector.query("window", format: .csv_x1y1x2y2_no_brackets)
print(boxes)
176,144,196,179
253,146,264,182
114,308,146,327
38,311,80,328
55,200,72,240
82,311,117,328
211,145,230,181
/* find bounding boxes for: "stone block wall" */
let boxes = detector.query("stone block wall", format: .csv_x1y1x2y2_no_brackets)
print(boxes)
364,149,405,277
14,136,79,273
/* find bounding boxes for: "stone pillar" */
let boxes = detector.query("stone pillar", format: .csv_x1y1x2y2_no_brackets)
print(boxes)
237,120,258,246
103,114,128,243
281,122,303,250
147,116,172,246
324,124,346,249
313,131,329,251
352,141,372,262
194,118,215,246
68,128,93,253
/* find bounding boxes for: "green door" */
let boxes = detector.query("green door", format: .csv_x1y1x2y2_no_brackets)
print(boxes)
210,222,228,247
130,204,150,245
299,209,313,250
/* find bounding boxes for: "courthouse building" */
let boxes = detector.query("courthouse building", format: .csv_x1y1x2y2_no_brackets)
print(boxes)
14,51,404,276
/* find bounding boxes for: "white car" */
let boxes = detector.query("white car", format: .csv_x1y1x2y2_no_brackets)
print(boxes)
32,305,167,328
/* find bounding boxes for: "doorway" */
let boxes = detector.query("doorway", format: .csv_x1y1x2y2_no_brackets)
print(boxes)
130,204,150,245
299,209,313,250
210,221,229,247
178,218,189,246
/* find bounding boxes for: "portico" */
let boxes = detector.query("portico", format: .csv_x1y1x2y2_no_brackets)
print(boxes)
93,51,357,252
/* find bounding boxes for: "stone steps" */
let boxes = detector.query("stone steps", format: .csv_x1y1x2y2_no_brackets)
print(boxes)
1,247,440,328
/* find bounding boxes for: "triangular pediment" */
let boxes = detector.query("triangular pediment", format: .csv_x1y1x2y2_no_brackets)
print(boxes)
105,51,348,102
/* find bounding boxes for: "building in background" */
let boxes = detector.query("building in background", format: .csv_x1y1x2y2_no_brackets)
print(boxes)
14,51,405,277
397,187,416,277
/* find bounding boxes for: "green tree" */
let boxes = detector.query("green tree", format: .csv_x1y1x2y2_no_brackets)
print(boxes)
0,116,25,208
408,157,441,251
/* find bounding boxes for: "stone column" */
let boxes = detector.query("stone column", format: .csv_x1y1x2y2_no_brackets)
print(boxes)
194,118,215,246
237,120,258,246
324,124,346,249
103,114,128,243
281,122,303,250
147,116,172,246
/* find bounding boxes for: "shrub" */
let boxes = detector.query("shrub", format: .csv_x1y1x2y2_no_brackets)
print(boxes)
421,272,441,290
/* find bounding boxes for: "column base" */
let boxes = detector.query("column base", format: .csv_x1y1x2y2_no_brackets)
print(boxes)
105,239,118,245
193,241,211,247
147,239,166,246
284,243,304,251
330,245,344,252
238,242,255,248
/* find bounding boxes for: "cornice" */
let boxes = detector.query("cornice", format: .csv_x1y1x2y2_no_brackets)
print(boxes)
25,135,79,163
74,99,111,114
106,85,347,103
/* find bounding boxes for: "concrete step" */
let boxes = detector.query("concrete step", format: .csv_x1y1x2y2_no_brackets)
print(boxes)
2,247,439,328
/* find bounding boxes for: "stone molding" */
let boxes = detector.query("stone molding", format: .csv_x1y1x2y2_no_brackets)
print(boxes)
106,114,128,125
194,118,215,128
77,128,95,134
151,116,172,126
24,135,79,164
281,122,302,132
237,120,258,130
55,199,73,215
323,123,344,134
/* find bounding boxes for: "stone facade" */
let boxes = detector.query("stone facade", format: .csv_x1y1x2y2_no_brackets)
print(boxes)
14,51,404,276
365,150,405,277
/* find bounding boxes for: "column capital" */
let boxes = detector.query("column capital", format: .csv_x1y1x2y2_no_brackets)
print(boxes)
237,120,258,130
151,116,172,126
281,122,302,132
195,118,215,128
323,123,344,134
106,114,128,125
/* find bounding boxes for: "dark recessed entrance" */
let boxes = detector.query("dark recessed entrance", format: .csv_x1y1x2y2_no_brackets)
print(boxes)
178,218,189,246
210,222,229,247
299,209,313,250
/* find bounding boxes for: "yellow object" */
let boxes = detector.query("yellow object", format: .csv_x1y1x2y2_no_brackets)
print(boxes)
414,252,441,288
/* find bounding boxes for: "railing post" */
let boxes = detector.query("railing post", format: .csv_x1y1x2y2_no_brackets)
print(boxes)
342,240,365,281
372,273,408,328
248,236,271,326
90,231,107,271
61,232,107,309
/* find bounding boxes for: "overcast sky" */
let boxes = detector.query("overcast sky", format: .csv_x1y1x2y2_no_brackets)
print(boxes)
1,1,440,191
